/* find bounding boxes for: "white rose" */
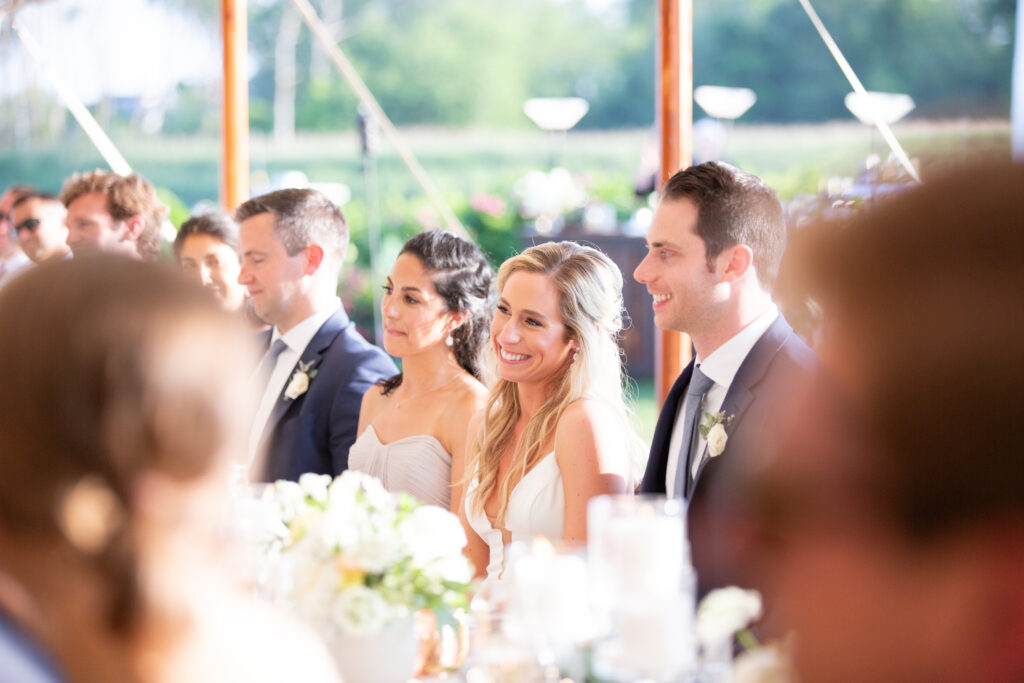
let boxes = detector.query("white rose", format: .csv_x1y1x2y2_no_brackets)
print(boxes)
425,554,474,585
233,497,289,547
272,480,306,523
315,503,360,550
328,471,361,502
298,472,331,504
696,586,763,652
348,523,402,573
330,585,400,636
400,505,467,566
284,370,310,399
707,422,729,457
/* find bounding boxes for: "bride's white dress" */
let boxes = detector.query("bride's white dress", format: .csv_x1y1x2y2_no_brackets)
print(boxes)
464,452,565,594
348,425,452,508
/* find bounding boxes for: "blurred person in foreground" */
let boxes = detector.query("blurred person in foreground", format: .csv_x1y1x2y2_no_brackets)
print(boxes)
0,255,341,683
59,170,167,261
751,162,1024,683
0,185,34,285
11,193,70,264
237,188,396,482
634,162,817,596
173,211,264,329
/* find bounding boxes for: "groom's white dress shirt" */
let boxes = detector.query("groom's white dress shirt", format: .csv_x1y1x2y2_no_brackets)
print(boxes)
665,304,779,497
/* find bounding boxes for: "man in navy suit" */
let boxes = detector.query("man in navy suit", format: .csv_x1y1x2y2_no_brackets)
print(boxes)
635,162,816,595
237,188,396,482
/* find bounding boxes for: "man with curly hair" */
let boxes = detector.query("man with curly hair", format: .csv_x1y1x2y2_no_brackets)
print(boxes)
59,170,167,261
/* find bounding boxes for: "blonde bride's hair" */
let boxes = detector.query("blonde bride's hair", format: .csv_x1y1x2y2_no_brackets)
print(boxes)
466,241,645,525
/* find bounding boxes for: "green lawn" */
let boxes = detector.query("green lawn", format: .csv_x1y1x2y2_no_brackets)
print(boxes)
2,120,1010,207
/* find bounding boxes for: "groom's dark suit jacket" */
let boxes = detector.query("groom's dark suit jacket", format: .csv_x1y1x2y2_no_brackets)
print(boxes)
639,313,817,596
256,307,397,482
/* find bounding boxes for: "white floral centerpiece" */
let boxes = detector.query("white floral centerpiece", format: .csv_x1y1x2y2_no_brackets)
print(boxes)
696,587,796,683
268,471,474,638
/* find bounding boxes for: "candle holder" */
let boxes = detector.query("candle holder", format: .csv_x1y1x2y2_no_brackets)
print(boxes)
587,495,698,682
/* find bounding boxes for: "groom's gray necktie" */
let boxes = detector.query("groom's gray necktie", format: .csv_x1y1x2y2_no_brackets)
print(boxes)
674,365,715,499
254,338,289,392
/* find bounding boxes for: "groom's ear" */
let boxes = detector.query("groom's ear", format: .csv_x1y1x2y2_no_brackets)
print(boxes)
719,244,754,283
303,244,325,275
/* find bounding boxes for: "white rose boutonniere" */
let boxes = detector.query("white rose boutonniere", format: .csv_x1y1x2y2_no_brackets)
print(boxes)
699,410,734,457
284,360,318,400
696,586,763,650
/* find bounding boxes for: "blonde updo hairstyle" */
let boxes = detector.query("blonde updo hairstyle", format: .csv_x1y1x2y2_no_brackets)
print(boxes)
467,241,644,525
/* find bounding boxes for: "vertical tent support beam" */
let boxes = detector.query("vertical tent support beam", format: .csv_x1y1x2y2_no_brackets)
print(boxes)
1013,0,1024,160
222,0,249,209
655,0,694,405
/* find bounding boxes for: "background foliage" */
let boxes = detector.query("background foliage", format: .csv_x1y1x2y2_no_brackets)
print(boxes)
155,0,1019,133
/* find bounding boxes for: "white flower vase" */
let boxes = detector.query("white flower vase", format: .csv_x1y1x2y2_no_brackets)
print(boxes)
329,615,417,683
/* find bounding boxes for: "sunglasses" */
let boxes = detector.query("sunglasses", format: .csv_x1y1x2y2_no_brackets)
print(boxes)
14,218,41,233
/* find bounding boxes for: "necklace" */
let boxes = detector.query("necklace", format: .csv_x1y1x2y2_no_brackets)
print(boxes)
393,371,464,409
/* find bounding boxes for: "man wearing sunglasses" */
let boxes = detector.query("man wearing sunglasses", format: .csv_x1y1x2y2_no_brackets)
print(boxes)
11,193,70,265
0,186,33,287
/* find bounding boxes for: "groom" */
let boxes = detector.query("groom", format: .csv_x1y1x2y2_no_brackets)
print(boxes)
635,162,817,596
237,188,396,482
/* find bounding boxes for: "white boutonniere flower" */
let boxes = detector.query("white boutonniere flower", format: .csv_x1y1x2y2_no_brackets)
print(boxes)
696,586,763,651
284,360,318,400
699,410,735,457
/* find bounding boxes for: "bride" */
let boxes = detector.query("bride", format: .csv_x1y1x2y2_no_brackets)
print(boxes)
351,230,494,512
462,241,644,591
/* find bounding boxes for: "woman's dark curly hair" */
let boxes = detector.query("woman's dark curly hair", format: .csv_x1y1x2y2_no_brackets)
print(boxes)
379,230,495,395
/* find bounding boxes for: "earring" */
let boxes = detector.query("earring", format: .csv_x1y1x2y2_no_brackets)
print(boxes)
573,350,579,362
445,334,454,347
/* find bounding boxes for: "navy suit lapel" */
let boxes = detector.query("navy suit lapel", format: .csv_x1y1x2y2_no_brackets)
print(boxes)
257,308,348,455
692,314,795,486
641,360,694,493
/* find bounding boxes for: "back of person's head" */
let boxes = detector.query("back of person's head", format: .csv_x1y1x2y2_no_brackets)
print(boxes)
814,161,1024,537
59,170,168,261
235,188,348,267
0,255,254,634
399,229,494,380
173,211,240,260
662,161,786,290
755,162,1024,683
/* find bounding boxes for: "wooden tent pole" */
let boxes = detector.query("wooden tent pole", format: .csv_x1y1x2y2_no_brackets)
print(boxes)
655,0,694,406
222,0,249,209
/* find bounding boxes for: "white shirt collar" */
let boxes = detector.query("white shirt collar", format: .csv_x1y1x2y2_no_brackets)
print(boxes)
272,297,342,355
697,303,779,389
